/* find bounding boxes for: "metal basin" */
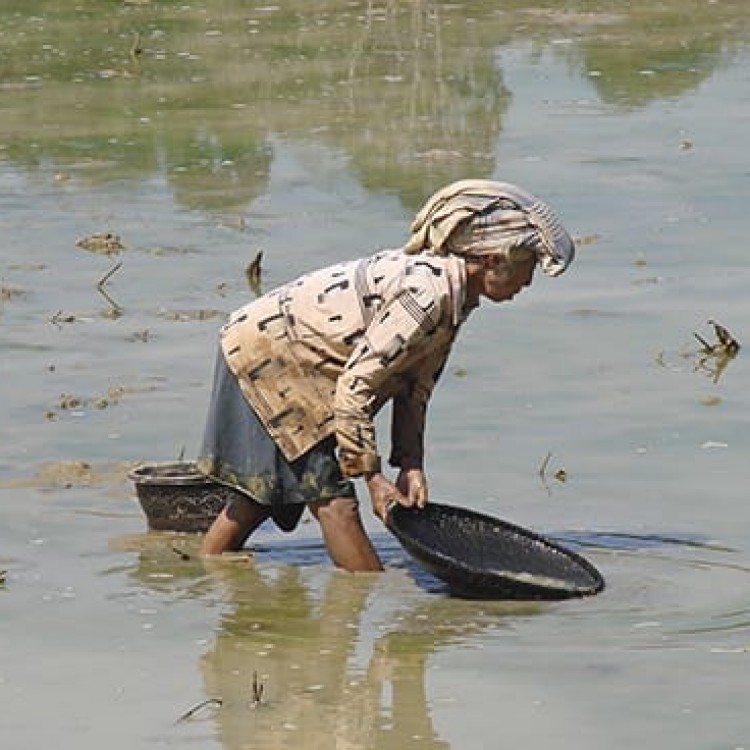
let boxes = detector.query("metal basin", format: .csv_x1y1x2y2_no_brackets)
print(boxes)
128,461,239,533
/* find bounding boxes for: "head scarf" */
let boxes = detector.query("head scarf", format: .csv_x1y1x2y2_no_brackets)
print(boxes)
402,179,575,277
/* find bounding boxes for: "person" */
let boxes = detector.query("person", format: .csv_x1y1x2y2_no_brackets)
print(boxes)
196,179,575,571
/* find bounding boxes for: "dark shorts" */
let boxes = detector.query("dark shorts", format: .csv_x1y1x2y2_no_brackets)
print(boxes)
197,349,356,531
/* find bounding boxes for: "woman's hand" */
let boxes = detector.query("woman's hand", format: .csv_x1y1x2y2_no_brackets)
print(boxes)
396,467,428,508
364,472,409,522
363,468,429,523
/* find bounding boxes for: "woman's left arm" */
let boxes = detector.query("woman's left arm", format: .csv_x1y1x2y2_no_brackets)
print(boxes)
388,345,451,507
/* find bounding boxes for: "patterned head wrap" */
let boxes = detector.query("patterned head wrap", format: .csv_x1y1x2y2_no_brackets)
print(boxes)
402,179,575,277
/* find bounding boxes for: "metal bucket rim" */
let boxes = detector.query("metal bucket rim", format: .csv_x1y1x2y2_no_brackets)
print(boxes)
127,461,211,487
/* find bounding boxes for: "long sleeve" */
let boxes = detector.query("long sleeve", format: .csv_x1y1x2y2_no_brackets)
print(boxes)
335,279,449,477
388,342,452,470
221,251,465,468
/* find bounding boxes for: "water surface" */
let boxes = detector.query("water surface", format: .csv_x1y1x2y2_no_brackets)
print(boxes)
2,2,749,748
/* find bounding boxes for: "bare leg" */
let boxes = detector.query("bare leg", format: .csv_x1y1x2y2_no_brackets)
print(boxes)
200,496,271,555
308,496,383,572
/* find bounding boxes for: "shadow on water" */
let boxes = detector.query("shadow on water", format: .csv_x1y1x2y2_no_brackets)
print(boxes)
555,529,738,553
252,529,457,596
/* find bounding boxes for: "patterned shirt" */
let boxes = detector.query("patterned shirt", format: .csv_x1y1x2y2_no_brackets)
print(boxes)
220,250,468,477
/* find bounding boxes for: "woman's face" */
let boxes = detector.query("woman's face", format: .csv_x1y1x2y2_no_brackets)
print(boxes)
481,255,537,302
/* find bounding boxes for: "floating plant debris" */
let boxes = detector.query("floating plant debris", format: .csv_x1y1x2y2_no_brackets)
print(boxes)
245,250,263,297
76,233,125,254
694,320,740,357
693,320,741,383
175,670,265,723
156,308,225,322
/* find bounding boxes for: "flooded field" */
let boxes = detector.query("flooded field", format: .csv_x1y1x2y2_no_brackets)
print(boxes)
1,2,749,748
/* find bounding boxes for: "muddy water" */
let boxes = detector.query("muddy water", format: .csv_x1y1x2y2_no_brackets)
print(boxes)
2,2,750,748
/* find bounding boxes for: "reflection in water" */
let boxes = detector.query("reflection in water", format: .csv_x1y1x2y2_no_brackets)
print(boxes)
314,2,507,208
123,533,543,749
165,135,273,212
199,566,422,750
2,1,747,213
197,561,538,750
569,1,741,109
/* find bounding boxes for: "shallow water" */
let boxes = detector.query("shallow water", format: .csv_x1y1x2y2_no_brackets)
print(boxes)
2,2,750,748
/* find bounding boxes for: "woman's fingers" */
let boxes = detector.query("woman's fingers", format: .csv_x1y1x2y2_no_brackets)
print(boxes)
413,482,428,508
407,471,428,508
372,485,408,520
371,470,429,521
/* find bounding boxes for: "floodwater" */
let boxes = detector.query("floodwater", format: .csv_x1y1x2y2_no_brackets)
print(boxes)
1,1,749,748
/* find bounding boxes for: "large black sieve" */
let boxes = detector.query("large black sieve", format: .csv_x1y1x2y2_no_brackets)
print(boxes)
387,502,604,600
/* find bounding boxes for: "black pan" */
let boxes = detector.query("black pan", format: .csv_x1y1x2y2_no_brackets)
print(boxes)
386,502,604,600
